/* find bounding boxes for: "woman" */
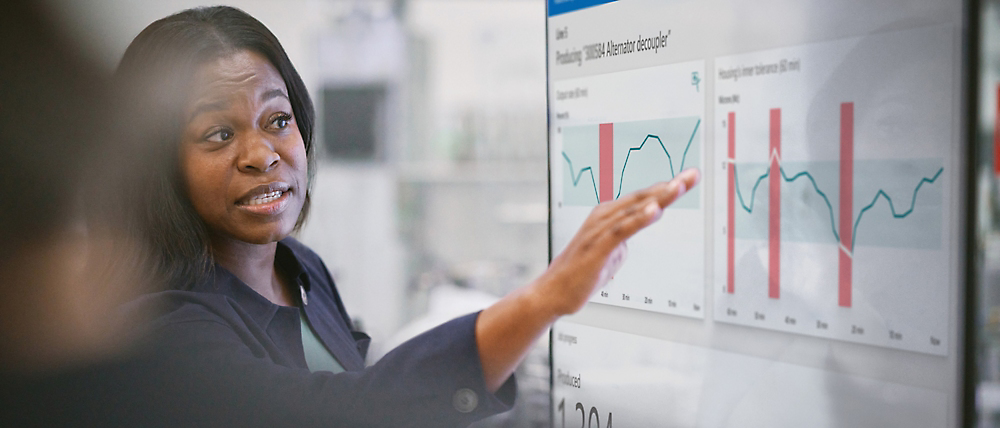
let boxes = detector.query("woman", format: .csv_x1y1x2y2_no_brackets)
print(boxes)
119,6,699,427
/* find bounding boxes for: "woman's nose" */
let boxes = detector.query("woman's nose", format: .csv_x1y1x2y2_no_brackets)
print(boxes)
238,135,280,173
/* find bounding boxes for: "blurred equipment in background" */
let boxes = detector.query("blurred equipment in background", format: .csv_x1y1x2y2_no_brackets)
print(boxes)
323,84,387,160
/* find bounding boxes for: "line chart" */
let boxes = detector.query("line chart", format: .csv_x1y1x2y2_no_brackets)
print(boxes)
728,155,944,254
721,105,946,309
561,117,702,207
551,60,707,318
614,119,701,199
712,21,957,356
712,55,953,355
711,29,957,355
561,152,599,203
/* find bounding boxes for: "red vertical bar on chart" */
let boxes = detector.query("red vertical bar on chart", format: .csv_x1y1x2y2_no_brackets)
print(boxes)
728,112,736,295
599,123,614,202
839,103,854,308
769,109,781,299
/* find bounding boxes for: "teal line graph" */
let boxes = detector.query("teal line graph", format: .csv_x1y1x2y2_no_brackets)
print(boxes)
731,160,944,252
561,117,702,207
615,119,701,199
561,152,599,203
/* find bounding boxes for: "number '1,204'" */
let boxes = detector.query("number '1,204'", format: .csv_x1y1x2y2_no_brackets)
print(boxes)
558,398,613,428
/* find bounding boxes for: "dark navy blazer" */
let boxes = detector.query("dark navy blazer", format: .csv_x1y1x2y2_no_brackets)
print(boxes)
125,237,516,427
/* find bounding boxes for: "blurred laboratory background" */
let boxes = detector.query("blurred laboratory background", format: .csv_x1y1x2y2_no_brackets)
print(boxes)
37,0,549,426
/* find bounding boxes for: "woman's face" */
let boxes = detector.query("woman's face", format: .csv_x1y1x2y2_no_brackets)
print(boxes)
179,50,307,245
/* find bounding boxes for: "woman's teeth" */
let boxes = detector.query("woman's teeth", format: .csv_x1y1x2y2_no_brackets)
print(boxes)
246,190,283,205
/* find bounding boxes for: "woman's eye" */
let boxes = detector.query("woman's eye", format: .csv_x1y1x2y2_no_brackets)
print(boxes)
268,113,292,130
205,128,234,143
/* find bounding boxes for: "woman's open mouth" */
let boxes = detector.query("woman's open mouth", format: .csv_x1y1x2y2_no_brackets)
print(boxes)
246,190,284,205
236,183,292,216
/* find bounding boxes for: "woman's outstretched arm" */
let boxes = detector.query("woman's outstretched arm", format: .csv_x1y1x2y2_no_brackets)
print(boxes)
475,168,701,391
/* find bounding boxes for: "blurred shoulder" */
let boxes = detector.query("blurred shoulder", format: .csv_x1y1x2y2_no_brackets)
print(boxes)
124,289,236,328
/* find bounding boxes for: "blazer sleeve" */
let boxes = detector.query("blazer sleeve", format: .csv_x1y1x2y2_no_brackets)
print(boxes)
142,307,516,428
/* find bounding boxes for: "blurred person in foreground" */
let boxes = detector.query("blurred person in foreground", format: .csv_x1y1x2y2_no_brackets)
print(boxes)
0,0,149,379
110,5,699,427
0,0,166,425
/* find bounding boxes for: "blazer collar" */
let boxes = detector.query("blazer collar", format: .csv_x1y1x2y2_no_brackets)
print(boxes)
190,240,309,328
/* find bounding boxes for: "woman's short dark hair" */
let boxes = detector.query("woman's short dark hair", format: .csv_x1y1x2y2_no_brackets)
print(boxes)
116,6,315,289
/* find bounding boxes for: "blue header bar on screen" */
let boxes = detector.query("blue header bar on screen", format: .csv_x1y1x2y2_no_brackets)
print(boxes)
548,0,616,16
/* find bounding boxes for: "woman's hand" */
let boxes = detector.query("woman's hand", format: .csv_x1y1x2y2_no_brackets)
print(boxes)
475,168,700,392
535,168,701,316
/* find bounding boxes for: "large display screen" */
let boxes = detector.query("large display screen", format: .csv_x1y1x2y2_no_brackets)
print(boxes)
547,0,969,426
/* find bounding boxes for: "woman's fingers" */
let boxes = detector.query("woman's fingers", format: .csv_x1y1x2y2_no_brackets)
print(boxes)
596,168,702,248
600,195,660,243
539,168,701,317
656,168,700,209
640,168,700,213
